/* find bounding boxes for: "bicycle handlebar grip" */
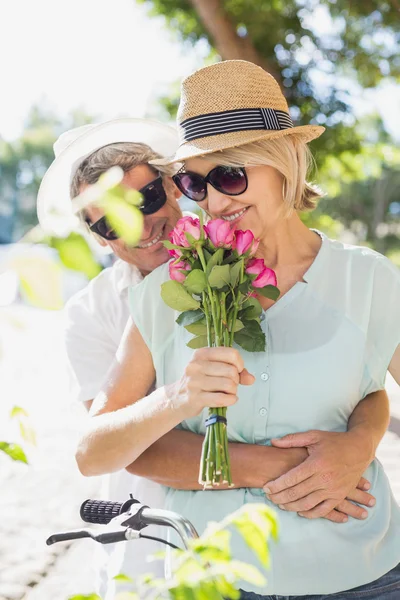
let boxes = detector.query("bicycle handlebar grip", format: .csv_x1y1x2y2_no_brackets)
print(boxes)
80,498,138,525
80,498,139,524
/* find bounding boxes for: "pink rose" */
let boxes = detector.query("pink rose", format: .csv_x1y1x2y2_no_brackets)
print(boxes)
204,219,235,248
233,230,260,256
169,216,202,248
168,247,183,260
245,258,277,288
169,260,191,283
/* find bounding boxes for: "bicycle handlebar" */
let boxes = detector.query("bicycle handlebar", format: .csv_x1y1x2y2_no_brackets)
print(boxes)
46,496,199,550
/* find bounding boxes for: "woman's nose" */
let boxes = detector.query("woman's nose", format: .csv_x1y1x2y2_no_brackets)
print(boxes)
206,185,232,216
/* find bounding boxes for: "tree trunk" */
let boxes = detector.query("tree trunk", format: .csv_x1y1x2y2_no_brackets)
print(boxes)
188,0,281,83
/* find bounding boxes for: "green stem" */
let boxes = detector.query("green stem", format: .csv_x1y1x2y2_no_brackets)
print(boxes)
229,260,244,346
202,292,213,347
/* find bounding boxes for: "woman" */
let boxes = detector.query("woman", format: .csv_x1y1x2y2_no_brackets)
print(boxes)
77,61,400,598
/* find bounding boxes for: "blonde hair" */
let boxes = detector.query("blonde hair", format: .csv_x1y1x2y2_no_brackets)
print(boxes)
71,142,175,221
194,136,324,213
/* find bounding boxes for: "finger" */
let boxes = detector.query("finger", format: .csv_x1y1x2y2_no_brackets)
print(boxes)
202,361,240,384
263,459,316,494
335,500,368,520
267,476,317,505
271,430,319,448
357,477,371,491
346,488,375,508
239,368,255,386
194,347,244,372
200,376,238,395
298,498,338,519
202,392,238,408
322,510,348,524
276,490,327,513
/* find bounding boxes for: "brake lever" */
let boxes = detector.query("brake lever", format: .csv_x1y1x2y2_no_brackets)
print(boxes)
46,526,141,546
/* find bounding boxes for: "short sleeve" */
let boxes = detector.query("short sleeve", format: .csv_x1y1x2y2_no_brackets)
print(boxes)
129,262,175,357
64,299,118,403
365,255,400,388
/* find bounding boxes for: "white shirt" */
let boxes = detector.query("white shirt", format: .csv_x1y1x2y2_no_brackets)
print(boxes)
64,259,167,599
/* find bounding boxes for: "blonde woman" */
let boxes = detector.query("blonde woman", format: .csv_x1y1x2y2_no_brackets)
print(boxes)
77,62,400,599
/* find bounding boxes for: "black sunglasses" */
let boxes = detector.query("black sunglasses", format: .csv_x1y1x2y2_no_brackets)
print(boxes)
172,166,248,202
86,176,167,241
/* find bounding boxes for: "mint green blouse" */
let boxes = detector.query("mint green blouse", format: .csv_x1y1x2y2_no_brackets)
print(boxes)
130,231,400,595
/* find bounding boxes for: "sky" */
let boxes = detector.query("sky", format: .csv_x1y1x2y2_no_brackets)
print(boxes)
0,0,399,142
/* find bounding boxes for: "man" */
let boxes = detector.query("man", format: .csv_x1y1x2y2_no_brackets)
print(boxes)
37,118,389,599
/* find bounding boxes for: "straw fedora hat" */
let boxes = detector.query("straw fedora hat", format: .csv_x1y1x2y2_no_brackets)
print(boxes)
154,60,325,166
37,118,178,235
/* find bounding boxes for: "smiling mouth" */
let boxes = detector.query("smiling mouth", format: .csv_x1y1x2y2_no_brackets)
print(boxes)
138,225,165,249
220,207,249,222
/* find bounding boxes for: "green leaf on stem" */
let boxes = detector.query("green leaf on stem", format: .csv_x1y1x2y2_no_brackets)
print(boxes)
203,248,212,262
163,240,186,251
240,297,263,320
206,248,224,275
238,281,251,295
187,335,209,349
229,260,243,287
234,320,265,352
208,265,231,289
222,252,236,265
184,231,200,246
176,309,204,326
161,281,201,311
184,269,207,295
229,504,278,568
232,319,244,333
184,321,208,335
254,285,280,301
0,442,28,464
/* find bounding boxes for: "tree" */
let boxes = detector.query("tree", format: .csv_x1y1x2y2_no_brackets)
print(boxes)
0,106,94,242
141,0,400,253
140,0,399,163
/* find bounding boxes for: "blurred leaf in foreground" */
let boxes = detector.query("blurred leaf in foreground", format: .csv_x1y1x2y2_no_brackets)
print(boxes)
11,255,64,310
0,442,28,464
50,233,102,280
10,406,36,446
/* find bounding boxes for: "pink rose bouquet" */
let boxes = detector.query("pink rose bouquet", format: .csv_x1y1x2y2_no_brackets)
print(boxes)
161,215,280,488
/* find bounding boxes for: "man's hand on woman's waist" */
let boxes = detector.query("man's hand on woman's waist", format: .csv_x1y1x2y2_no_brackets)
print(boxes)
263,429,376,523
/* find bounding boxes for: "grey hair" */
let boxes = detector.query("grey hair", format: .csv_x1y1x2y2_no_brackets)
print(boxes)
70,142,175,221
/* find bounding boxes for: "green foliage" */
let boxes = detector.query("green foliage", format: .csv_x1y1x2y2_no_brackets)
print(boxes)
234,320,266,353
0,105,95,241
11,254,64,310
161,280,202,311
50,233,102,280
140,0,399,160
141,0,399,254
115,503,278,599
68,595,102,600
184,269,208,294
0,442,28,464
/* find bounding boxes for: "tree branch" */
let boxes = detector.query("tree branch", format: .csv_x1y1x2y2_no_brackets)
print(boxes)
188,0,282,83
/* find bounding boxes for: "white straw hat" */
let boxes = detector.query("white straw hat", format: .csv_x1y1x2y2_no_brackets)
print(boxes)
154,60,325,166
37,118,178,235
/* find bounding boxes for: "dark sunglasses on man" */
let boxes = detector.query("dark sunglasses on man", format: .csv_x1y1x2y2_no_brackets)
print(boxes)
86,176,167,241
172,166,248,202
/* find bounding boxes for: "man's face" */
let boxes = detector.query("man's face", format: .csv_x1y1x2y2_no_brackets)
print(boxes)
84,164,182,276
